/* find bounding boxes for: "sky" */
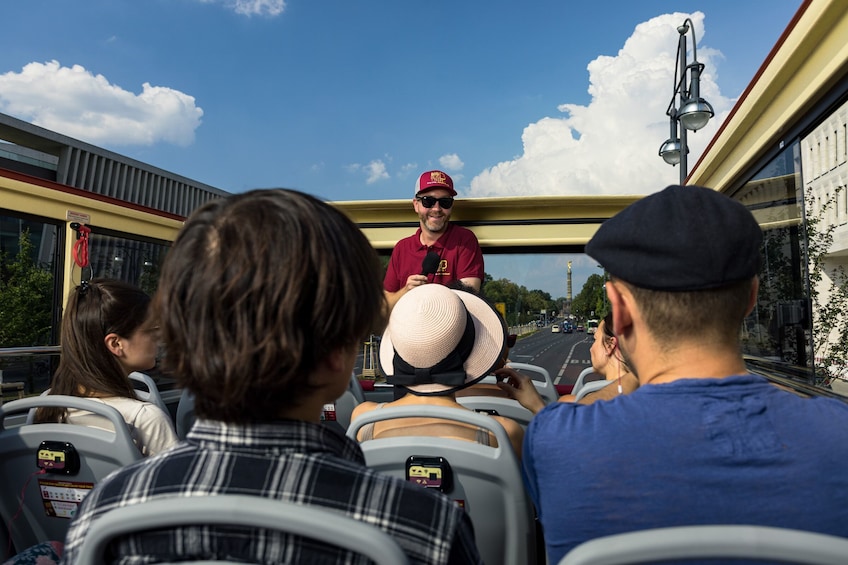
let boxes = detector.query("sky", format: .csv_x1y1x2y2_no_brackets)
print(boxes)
1,0,803,298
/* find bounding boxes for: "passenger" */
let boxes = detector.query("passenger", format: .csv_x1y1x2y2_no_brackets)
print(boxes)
383,170,484,310
35,278,177,457
60,189,482,565
505,185,848,561
352,284,524,456
556,313,639,404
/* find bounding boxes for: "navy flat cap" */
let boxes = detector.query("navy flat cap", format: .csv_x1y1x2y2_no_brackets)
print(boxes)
586,185,762,291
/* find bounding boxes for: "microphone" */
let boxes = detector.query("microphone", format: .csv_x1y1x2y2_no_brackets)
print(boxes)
421,251,441,276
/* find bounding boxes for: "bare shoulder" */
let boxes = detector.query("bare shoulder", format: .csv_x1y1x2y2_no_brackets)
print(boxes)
351,401,380,421
494,415,524,437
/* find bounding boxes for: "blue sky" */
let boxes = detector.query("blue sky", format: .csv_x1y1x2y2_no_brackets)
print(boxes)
1,0,803,297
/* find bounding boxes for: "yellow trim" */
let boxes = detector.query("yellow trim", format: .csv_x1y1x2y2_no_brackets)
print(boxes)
2,177,182,307
333,195,640,250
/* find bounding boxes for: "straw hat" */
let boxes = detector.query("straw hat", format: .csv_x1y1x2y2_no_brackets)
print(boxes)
380,284,507,395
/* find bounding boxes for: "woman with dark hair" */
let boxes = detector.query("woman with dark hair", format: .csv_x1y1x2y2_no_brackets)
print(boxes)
36,278,178,457
555,312,639,404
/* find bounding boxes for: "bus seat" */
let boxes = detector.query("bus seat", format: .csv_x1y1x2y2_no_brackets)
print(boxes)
334,390,360,431
573,379,612,402
571,367,599,398
0,396,143,553
507,362,558,405
347,405,537,565
128,372,168,415
74,494,410,565
25,375,166,426
175,389,195,440
349,371,366,403
558,524,848,565
456,396,534,428
332,371,366,430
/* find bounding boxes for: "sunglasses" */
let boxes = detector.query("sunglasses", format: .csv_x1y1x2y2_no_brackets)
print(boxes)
416,195,454,209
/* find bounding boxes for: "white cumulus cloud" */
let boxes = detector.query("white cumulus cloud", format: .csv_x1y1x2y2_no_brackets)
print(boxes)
356,159,389,184
0,61,203,147
467,12,733,197
198,0,286,17
439,153,464,171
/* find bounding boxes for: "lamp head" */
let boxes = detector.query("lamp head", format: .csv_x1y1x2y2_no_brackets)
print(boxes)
679,98,714,131
659,138,683,165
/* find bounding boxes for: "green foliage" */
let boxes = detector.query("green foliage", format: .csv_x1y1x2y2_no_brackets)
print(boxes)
570,273,609,321
0,229,54,347
481,274,559,326
805,188,848,385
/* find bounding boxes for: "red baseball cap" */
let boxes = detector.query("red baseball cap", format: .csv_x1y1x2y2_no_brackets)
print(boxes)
415,170,456,196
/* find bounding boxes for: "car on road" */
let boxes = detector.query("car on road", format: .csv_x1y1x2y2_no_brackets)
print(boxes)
563,322,574,333
576,324,585,332
551,324,561,333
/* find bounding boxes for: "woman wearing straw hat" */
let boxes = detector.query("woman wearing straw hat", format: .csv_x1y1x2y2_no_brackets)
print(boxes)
351,284,524,456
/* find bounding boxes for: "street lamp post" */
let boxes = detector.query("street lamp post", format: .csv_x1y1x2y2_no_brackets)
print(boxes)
658,18,714,185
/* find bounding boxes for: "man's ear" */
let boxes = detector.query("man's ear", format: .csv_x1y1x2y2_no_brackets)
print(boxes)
310,346,355,388
606,281,633,338
104,333,124,357
746,276,760,316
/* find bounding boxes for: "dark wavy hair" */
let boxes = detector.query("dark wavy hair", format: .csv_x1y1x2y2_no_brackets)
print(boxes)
36,279,150,423
151,189,387,422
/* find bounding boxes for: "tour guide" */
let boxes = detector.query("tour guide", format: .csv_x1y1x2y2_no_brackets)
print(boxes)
383,170,484,310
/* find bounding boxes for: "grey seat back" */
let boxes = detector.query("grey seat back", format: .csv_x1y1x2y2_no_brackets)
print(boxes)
573,379,613,402
571,367,599,397
175,388,195,440
456,395,534,428
74,495,410,565
507,362,558,404
348,405,537,565
0,396,143,552
559,524,848,565
128,372,168,415
331,372,365,430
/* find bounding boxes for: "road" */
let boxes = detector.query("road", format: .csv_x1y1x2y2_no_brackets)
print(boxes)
355,326,598,388
508,327,597,387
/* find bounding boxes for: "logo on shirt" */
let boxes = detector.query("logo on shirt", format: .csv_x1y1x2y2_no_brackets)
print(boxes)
437,260,448,275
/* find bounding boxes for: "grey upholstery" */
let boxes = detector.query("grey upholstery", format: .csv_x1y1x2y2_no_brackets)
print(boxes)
74,495,410,565
570,367,599,397
175,388,195,440
348,405,537,565
128,372,168,415
456,395,534,428
573,379,613,401
507,362,558,404
0,396,143,552
456,362,557,426
25,375,167,426
334,390,359,431
333,372,365,430
559,525,848,565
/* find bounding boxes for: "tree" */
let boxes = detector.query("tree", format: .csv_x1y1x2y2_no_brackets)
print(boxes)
481,276,559,327
804,187,848,385
0,229,54,347
571,273,608,321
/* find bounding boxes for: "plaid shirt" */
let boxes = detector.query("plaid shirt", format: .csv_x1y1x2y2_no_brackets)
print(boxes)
61,419,482,564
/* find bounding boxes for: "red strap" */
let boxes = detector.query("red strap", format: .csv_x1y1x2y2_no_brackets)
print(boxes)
72,225,91,268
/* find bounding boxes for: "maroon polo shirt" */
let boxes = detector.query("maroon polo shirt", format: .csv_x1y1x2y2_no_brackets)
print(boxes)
383,223,484,292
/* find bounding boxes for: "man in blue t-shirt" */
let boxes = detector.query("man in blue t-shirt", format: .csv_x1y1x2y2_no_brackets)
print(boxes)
498,185,848,563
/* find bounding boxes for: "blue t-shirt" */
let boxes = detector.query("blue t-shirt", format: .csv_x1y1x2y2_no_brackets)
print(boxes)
523,375,848,563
